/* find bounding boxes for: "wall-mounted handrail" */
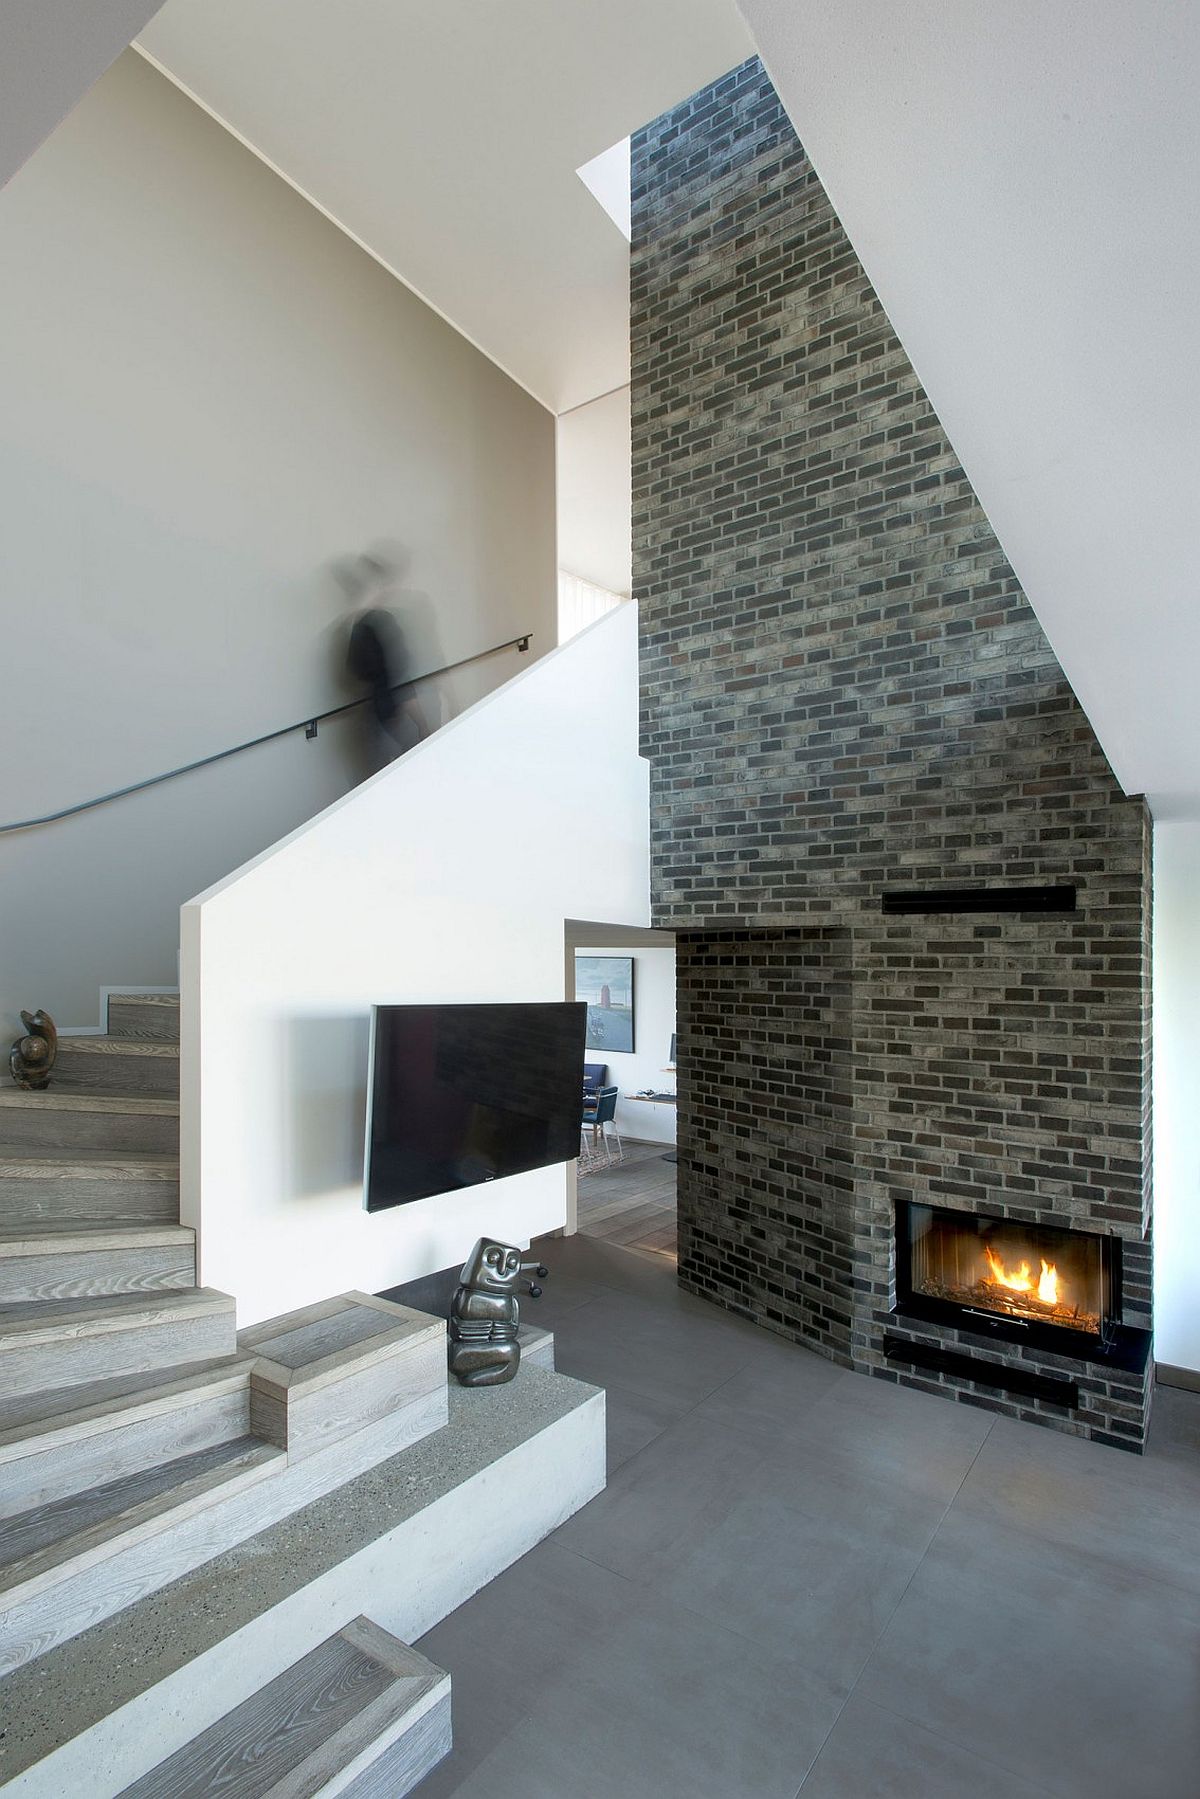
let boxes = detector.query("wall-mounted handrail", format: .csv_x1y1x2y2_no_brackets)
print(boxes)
0,631,532,834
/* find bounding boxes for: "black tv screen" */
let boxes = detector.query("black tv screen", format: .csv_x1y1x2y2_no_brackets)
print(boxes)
364,1002,587,1211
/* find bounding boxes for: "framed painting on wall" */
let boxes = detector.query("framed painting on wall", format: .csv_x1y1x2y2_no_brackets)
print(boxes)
574,955,635,1054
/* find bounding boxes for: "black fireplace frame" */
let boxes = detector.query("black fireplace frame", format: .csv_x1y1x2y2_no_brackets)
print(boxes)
893,1199,1123,1360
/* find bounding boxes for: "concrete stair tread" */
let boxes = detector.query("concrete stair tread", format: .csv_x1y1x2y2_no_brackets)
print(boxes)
0,1153,179,1180
0,1286,232,1338
0,1092,178,1115
120,1616,450,1798
0,1435,283,1609
0,1355,253,1449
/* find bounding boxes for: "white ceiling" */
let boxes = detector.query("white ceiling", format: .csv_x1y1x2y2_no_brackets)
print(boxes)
1,0,166,191
136,0,753,415
739,0,1200,817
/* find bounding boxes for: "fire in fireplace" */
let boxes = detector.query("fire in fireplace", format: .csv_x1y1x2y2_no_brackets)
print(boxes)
895,1202,1118,1346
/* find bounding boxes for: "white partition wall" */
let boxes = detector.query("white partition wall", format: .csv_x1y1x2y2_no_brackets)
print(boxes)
182,604,647,1326
1153,821,1200,1380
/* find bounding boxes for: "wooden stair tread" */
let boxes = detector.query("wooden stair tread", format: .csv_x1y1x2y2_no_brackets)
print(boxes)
0,1092,178,1115
0,1435,283,1603
0,1221,191,1252
0,1154,179,1179
0,1355,253,1448
121,1616,450,1799
244,1296,411,1371
56,1037,179,1057
241,1293,443,1398
107,996,181,1044
0,1286,231,1338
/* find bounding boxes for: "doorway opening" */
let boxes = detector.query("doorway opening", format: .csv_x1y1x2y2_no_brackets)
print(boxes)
565,920,676,1262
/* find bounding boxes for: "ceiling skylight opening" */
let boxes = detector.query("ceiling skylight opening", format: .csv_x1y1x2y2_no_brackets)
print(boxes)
576,137,631,243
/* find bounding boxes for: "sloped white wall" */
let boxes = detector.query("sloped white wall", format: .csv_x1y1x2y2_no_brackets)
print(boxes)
182,604,647,1326
1,51,554,1039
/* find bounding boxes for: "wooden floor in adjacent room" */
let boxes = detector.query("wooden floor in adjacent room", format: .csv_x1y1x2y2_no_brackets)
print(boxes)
576,1139,677,1261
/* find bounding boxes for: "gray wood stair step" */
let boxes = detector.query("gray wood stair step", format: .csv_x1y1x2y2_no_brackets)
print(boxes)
0,1221,195,1302
0,1151,180,1225
0,1367,596,1784
120,1615,451,1798
0,1292,450,1676
0,1352,250,1439
0,1435,283,1623
51,1036,180,1096
0,1153,179,1176
239,1292,447,1461
0,1089,179,1156
0,1354,256,1520
0,1286,237,1400
0,1093,177,1113
107,992,180,1041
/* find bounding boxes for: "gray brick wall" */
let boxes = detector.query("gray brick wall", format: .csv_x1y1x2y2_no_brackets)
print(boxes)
633,60,1153,1446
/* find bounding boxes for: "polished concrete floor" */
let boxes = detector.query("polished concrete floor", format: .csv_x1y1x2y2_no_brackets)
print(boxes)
414,1232,1200,1799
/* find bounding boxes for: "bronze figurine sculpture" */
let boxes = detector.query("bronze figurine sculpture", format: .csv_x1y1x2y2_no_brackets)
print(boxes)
9,1009,57,1090
447,1237,522,1386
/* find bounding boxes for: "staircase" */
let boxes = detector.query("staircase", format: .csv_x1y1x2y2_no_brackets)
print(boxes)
0,989,454,1793
119,1616,451,1798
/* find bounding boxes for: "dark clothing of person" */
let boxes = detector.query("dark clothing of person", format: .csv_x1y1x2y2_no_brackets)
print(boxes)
347,611,417,773
347,608,407,732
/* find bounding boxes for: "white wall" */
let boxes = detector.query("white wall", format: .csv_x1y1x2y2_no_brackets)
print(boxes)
576,942,676,1147
557,573,625,646
1153,822,1200,1378
0,50,555,1036
556,386,632,599
183,604,649,1327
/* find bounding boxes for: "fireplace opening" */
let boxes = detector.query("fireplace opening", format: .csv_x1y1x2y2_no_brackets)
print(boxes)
895,1202,1118,1348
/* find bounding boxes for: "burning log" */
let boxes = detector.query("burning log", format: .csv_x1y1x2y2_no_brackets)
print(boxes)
920,1276,1100,1335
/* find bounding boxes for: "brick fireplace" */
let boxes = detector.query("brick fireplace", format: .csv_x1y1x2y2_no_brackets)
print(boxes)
633,61,1153,1448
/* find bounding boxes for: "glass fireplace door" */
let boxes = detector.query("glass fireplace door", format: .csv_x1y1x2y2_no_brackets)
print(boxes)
898,1203,1114,1339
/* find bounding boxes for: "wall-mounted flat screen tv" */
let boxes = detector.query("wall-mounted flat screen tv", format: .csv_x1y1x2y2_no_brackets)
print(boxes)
364,1001,587,1212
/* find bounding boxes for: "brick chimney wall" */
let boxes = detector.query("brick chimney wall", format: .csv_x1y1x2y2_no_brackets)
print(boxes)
632,60,1152,1445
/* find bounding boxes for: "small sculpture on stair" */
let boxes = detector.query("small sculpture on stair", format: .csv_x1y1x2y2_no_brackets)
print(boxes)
9,1008,57,1089
447,1237,522,1387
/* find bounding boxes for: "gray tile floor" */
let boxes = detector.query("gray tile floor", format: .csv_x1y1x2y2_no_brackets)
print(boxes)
414,1232,1200,1799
